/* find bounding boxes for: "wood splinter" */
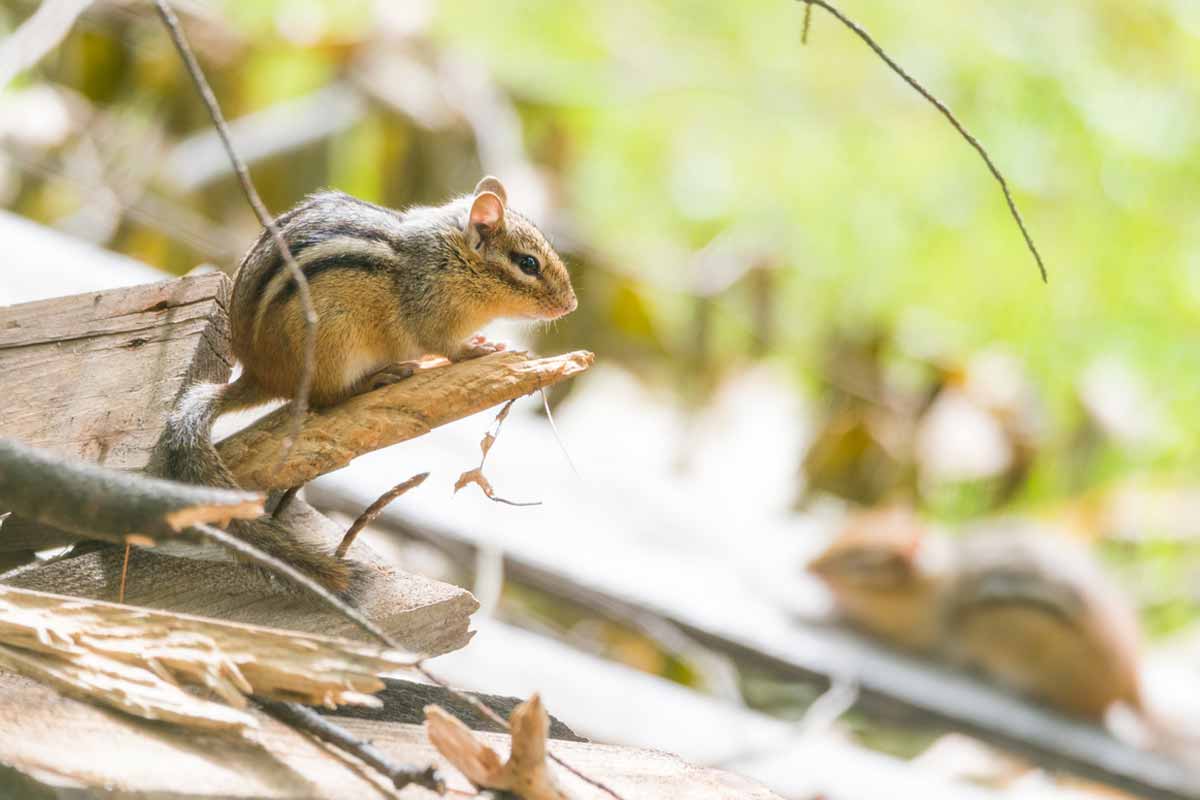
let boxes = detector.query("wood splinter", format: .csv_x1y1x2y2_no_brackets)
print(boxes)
425,693,569,800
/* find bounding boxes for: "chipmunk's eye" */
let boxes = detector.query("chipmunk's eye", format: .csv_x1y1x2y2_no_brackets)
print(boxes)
512,253,541,277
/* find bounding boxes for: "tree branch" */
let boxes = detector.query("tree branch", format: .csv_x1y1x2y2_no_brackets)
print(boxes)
257,699,444,793
219,350,594,492
152,0,319,466
799,0,1048,283
0,437,261,545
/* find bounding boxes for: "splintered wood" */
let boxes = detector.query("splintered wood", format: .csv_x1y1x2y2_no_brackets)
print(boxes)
426,694,568,800
0,585,414,732
219,350,594,492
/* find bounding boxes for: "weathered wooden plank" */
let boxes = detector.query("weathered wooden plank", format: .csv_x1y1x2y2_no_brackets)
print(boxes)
0,274,232,471
0,670,782,799
3,500,478,656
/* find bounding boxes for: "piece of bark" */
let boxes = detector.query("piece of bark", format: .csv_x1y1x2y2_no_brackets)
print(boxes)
0,274,232,470
3,499,477,655
0,584,415,733
0,670,782,799
219,350,594,492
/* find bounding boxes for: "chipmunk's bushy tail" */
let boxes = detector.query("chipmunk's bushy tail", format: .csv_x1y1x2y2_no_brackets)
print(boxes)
151,377,354,594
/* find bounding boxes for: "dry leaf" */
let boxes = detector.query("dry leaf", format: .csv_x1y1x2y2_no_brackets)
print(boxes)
453,400,541,507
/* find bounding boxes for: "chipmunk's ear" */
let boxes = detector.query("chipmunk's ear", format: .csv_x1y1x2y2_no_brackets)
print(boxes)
465,189,506,249
474,176,508,206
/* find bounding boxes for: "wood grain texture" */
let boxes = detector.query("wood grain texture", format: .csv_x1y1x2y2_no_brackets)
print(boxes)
3,500,478,656
0,274,233,470
0,670,782,800
219,350,594,492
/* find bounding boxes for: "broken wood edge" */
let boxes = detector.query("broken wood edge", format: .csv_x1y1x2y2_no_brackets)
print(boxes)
0,584,421,733
218,350,595,491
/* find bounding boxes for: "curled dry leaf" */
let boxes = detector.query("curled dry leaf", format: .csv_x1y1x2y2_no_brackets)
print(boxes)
425,693,570,800
454,399,542,507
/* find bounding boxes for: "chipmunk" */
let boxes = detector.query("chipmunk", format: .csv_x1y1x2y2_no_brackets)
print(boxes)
809,513,1146,722
807,506,955,652
152,176,576,592
944,524,1145,720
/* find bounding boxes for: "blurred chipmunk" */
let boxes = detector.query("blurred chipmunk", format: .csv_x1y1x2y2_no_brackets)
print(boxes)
943,523,1144,721
807,506,955,653
810,511,1161,729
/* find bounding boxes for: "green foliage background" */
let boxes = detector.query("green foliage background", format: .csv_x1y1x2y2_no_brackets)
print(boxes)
4,0,1200,504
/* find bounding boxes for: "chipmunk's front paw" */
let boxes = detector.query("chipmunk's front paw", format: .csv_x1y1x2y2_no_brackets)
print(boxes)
454,335,507,361
366,360,423,390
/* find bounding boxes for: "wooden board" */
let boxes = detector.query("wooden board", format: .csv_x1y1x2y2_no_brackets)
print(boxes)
0,670,783,799
0,274,233,470
2,500,477,656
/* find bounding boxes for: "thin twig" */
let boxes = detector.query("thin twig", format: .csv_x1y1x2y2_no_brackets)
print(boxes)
189,523,396,649
798,0,1047,283
415,663,626,800
271,486,301,519
152,0,320,465
801,1,813,44
118,544,131,603
541,387,581,479
336,472,429,558
256,698,444,793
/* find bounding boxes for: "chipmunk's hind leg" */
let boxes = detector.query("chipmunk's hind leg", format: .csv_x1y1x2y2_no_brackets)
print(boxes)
362,360,424,391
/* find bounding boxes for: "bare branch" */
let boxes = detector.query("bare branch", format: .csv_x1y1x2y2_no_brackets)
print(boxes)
0,437,261,545
336,472,430,559
799,0,1048,283
152,0,319,465
257,698,444,793
218,350,594,492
